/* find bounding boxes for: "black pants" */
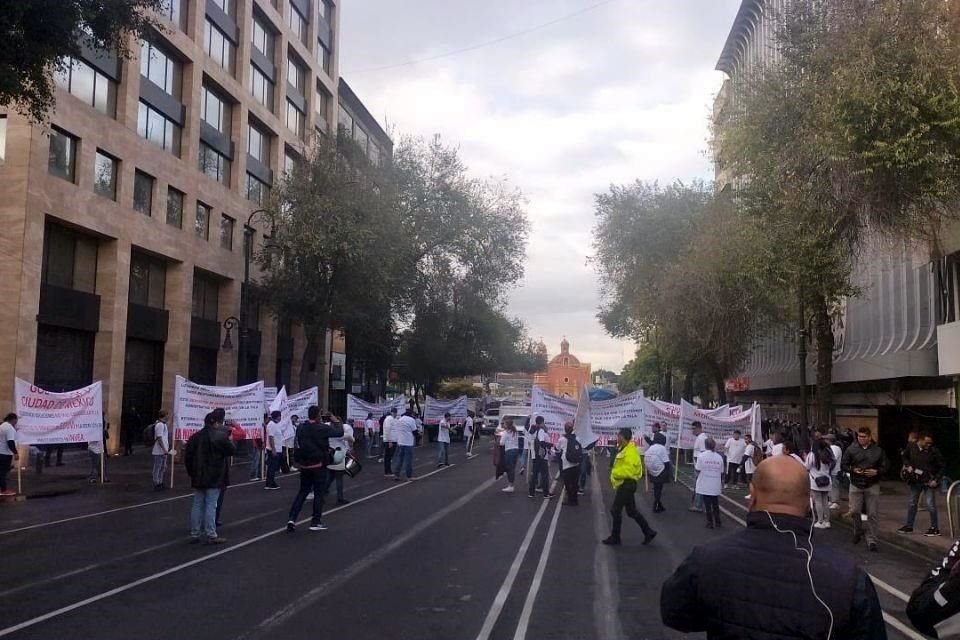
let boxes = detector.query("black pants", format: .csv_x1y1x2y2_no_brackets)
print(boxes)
280,448,291,474
561,466,580,504
726,462,742,485
652,480,665,507
703,495,721,525
0,454,12,491
288,467,329,525
383,443,395,475
610,480,654,540
528,458,550,496
44,445,64,465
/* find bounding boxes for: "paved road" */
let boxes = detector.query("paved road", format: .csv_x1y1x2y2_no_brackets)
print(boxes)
0,442,937,639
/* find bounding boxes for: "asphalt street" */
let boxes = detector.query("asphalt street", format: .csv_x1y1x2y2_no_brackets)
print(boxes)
0,442,939,640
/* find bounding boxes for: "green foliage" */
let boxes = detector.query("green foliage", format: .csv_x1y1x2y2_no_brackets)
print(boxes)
0,0,164,122
436,381,483,399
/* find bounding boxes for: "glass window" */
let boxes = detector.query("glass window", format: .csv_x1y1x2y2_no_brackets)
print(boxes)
245,173,269,205
137,100,181,155
252,16,274,60
129,252,166,309
287,55,305,93
0,115,8,165
247,123,269,163
55,56,117,117
204,19,235,74
369,142,380,167
210,0,233,16
320,0,333,21
166,187,184,228
195,202,211,240
140,40,181,98
283,149,299,175
337,103,352,137
315,85,329,120
285,100,304,137
201,85,231,134
192,275,219,320
289,3,307,44
159,0,186,30
133,170,154,215
42,223,98,293
250,63,275,109
317,42,330,74
94,150,117,200
354,126,368,153
220,215,235,250
48,128,77,182
198,142,230,185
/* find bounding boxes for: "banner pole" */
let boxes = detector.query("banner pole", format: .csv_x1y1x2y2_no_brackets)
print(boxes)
17,460,22,495
674,439,681,482
100,448,105,485
170,442,176,489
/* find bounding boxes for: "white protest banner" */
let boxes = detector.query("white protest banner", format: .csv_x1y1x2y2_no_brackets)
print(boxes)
423,396,468,425
643,397,681,448
14,378,103,445
281,387,318,442
173,376,264,442
572,385,600,448
677,398,755,451
346,395,407,424
530,386,577,442
587,390,645,447
263,386,278,413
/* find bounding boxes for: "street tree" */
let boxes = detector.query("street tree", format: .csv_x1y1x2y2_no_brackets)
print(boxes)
718,0,960,425
0,0,164,122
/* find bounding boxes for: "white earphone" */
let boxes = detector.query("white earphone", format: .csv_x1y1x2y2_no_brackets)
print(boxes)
765,509,835,640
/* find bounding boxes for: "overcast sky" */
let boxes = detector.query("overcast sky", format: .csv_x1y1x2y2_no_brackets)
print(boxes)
339,0,742,372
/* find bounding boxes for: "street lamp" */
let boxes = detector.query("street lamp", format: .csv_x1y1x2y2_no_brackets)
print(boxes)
222,316,240,351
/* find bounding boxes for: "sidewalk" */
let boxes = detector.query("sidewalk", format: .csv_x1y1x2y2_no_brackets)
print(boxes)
676,463,954,560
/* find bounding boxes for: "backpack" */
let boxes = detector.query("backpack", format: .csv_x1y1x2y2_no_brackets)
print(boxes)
565,434,583,465
143,422,156,445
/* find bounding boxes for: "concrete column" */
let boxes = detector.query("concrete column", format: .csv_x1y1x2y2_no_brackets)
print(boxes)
162,259,194,416
94,238,131,455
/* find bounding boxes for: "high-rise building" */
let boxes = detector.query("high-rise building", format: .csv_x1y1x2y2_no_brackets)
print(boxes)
713,1,958,457
0,1,390,451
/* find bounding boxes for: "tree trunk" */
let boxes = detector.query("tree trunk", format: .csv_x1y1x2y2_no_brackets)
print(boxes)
813,297,835,430
298,323,328,407
713,366,728,405
682,369,694,402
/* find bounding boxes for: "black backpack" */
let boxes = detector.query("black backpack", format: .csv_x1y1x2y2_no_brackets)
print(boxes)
565,434,583,465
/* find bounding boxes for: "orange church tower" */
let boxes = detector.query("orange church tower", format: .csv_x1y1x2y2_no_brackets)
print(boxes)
533,339,592,398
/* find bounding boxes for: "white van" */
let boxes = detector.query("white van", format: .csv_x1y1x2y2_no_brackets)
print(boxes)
497,406,533,434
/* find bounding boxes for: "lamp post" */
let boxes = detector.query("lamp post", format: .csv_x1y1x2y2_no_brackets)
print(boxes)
222,316,240,351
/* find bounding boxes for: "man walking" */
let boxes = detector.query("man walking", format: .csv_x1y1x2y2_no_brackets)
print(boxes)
437,412,452,467
326,412,354,505
602,427,657,545
0,414,18,496
842,427,890,552
527,416,553,498
464,412,475,458
287,407,344,532
151,410,170,490
184,412,236,544
661,456,887,638
365,412,377,459
723,430,746,486
264,410,283,490
696,437,725,528
689,421,706,512
556,421,582,505
394,409,418,481
382,407,398,477
900,432,945,537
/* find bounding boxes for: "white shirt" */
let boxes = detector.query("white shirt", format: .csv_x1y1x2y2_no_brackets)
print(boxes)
556,433,579,470
772,443,784,456
395,415,417,447
500,429,519,451
152,421,169,455
830,444,842,475
645,443,670,477
438,419,451,444
695,450,724,496
328,423,354,470
725,437,746,466
266,420,284,452
383,415,397,443
693,432,707,459
0,421,15,455
365,418,376,436
528,427,549,459
464,416,474,438
744,443,757,474
763,438,774,456
806,451,832,492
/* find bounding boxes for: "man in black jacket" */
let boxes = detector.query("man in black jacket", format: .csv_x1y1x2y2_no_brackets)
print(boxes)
661,455,886,639
287,405,344,532
184,412,236,544
899,433,945,536
907,538,960,638
841,427,890,552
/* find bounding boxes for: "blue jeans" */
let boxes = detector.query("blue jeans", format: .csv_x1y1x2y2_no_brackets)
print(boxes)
265,450,282,487
519,449,528,471
503,449,520,484
397,445,414,478
152,454,167,486
691,468,704,509
190,488,221,539
437,441,449,465
249,445,262,479
906,483,939,529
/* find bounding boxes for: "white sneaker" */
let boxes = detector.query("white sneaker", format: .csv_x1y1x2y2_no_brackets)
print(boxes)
829,502,840,510
306,492,314,500
501,486,515,493
744,494,751,500
813,522,826,529
821,522,831,528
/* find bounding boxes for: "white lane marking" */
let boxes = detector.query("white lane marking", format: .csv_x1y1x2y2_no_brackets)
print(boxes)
513,486,564,640
0,464,454,638
883,611,928,640
871,575,910,604
475,484,554,640
591,470,626,640
238,474,498,640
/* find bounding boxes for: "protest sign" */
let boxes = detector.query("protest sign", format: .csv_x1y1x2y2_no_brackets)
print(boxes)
423,396,468,425
14,379,103,445
677,399,756,450
587,390,645,446
346,395,408,424
173,376,264,441
530,386,578,441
